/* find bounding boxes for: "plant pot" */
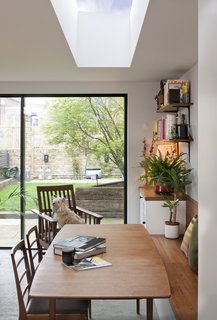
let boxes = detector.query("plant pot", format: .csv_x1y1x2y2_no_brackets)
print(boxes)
165,221,180,239
154,184,172,194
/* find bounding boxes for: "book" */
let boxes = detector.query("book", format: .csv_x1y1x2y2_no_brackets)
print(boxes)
157,118,165,140
163,80,190,105
71,256,112,271
54,243,106,258
76,237,106,252
165,114,176,140
153,119,158,138
74,245,106,261
53,235,106,254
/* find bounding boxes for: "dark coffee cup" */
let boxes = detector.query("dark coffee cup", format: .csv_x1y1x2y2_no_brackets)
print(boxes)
62,248,75,266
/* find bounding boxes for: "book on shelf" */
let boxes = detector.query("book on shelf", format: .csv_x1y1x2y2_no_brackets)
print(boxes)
70,256,112,272
153,119,158,138
53,235,106,254
157,118,165,140
165,114,176,140
163,80,190,105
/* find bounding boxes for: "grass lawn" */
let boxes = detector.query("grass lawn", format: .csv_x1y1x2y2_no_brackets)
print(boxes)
0,181,95,211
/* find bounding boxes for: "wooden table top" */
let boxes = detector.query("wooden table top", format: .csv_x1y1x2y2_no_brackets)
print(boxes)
30,224,171,300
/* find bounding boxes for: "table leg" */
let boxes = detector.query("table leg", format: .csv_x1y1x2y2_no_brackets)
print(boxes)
136,298,140,314
147,298,153,320
49,299,56,320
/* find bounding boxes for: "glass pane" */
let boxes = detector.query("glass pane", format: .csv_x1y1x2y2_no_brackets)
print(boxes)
0,97,21,247
24,96,125,237
76,0,133,13
0,95,126,247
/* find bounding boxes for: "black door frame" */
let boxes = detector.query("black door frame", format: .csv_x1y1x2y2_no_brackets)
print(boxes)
0,93,128,242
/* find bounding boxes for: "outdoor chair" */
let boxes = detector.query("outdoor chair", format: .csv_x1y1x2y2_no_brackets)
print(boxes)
32,184,103,249
26,225,44,277
11,239,89,320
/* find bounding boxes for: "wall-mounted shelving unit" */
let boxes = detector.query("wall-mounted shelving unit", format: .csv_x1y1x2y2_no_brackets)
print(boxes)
155,102,193,161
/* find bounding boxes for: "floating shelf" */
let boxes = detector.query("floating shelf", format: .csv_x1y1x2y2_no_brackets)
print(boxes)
157,137,193,143
157,103,193,113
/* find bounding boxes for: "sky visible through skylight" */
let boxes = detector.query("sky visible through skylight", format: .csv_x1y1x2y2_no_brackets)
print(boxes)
76,0,133,14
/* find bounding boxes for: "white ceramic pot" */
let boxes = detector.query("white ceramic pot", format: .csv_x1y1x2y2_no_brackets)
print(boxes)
165,221,180,239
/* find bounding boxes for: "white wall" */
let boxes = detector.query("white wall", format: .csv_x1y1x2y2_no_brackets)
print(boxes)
0,80,159,223
199,0,217,317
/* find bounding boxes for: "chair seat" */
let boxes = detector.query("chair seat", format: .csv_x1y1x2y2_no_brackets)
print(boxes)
27,298,88,315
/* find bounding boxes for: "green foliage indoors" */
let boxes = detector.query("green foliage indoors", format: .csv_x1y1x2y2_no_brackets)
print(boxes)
43,97,124,176
140,150,174,187
140,151,192,223
162,195,180,223
140,151,191,189
161,155,192,223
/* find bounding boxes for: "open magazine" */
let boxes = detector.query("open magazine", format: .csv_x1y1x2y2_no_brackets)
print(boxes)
63,256,112,271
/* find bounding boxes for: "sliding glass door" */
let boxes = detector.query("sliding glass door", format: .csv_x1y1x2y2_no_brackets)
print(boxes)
0,95,127,247
0,97,22,246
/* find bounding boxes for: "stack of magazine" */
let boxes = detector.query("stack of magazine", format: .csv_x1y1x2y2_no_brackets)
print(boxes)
53,235,108,265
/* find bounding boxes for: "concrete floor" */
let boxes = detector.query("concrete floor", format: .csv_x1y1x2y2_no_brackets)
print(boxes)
0,248,159,320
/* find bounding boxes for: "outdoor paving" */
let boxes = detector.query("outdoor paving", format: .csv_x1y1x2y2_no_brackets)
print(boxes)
0,217,123,247
0,177,124,246
0,218,38,247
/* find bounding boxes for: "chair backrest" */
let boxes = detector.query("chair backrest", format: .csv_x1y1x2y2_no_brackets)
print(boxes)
37,184,77,216
11,239,89,320
11,239,32,319
26,225,43,277
34,183,102,249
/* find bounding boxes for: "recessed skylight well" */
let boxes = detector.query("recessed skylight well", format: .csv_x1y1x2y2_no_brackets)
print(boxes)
50,0,150,67
76,0,133,14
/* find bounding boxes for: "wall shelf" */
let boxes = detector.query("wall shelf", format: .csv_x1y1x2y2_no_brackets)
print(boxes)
157,137,193,143
157,102,193,113
155,102,193,161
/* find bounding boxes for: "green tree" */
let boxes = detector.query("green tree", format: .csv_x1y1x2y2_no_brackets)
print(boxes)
43,97,124,176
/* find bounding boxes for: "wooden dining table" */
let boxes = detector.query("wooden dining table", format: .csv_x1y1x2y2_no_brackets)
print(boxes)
29,224,171,320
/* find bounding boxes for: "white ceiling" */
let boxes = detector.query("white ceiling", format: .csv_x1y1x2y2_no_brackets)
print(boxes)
0,0,197,82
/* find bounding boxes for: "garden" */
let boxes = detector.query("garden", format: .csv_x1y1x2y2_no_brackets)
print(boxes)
0,181,95,211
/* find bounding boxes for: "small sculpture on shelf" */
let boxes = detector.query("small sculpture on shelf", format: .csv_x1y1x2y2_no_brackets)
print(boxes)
155,80,166,110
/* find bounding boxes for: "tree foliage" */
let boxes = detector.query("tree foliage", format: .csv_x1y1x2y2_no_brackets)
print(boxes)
43,97,124,176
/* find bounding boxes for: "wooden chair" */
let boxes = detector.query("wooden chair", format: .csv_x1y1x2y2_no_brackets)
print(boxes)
26,225,92,318
26,225,44,277
11,239,89,320
32,184,103,249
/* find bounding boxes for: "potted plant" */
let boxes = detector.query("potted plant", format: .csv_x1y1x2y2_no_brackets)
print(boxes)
139,147,176,193
140,147,192,238
160,153,192,238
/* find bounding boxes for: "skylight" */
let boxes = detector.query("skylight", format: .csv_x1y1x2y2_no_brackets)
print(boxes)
76,0,133,14
50,0,150,67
